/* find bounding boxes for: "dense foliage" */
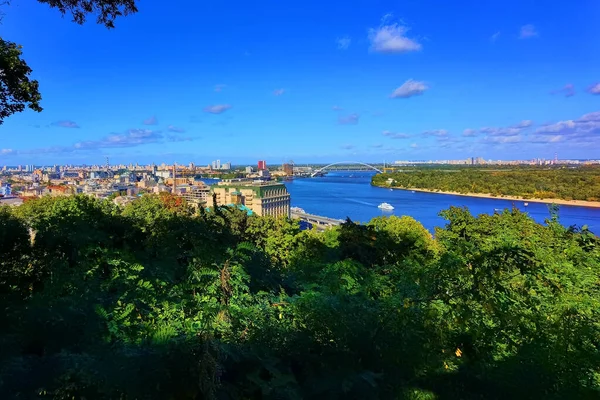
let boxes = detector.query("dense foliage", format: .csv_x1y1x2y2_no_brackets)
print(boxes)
0,194,599,399
372,167,600,201
0,38,43,124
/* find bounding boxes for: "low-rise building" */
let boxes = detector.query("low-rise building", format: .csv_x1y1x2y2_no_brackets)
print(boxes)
178,184,211,206
211,180,290,218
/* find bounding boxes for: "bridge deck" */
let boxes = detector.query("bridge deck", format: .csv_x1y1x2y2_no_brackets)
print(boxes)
291,211,344,227
309,161,383,177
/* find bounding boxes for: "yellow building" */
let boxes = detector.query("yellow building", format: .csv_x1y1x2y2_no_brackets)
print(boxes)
211,180,291,218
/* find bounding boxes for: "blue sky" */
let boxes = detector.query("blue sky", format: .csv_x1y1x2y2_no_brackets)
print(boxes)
1,0,599,165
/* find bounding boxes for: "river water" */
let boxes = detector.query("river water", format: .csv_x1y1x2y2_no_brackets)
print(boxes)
283,171,600,233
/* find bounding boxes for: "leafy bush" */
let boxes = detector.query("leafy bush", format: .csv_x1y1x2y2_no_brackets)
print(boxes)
0,195,598,399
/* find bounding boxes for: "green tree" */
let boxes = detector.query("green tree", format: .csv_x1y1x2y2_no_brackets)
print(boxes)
0,39,42,124
0,0,138,123
1,193,599,399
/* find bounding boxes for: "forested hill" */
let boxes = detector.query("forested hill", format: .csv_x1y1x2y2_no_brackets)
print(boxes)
1,194,599,399
372,166,600,201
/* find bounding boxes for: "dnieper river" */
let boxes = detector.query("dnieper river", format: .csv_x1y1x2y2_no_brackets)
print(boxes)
284,171,600,233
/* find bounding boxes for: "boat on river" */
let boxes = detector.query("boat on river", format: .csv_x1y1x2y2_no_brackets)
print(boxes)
378,202,394,211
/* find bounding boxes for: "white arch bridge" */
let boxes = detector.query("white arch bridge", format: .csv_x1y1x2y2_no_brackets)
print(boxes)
310,161,383,177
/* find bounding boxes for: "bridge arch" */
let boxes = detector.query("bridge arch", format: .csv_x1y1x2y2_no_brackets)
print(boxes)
311,161,382,177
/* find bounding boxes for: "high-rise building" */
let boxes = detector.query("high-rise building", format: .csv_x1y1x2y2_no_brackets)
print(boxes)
258,160,266,170
245,166,253,173
212,160,217,169
216,159,221,170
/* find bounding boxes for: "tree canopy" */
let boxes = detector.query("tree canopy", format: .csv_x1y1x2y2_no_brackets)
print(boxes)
0,0,138,124
0,194,598,399
372,166,600,201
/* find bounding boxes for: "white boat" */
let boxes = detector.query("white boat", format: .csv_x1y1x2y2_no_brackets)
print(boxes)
378,202,394,211
524,202,529,207
290,207,306,214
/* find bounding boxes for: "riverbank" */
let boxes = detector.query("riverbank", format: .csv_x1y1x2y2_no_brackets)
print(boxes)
387,187,600,208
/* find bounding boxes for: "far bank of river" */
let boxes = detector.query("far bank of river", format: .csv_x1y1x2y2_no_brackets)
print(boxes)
383,186,600,209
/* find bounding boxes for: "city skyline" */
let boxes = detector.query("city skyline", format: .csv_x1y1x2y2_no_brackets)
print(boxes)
1,0,599,164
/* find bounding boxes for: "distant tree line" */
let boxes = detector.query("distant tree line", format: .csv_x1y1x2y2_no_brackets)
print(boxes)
0,193,599,399
373,166,600,201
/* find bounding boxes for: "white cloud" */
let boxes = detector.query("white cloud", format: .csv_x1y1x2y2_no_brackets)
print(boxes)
479,127,522,136
214,84,227,92
340,144,355,150
490,31,500,42
484,135,522,144
143,116,158,125
533,110,600,144
422,129,448,137
580,111,600,122
410,143,418,148
167,134,194,142
338,113,360,125
390,79,428,98
204,104,232,114
273,88,285,96
552,83,575,97
463,128,477,137
513,120,533,128
167,125,185,133
52,120,80,128
535,120,576,134
519,24,538,39
1,149,14,155
529,135,564,144
588,83,600,95
368,22,421,53
74,129,162,149
383,130,410,139
332,105,343,111
336,36,351,50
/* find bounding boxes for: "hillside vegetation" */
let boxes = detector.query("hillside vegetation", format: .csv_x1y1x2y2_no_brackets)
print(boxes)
372,167,600,201
1,194,599,399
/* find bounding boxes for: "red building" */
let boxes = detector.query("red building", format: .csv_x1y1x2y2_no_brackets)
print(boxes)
257,160,267,170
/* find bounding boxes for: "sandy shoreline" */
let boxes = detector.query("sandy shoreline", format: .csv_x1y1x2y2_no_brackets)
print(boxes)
386,187,600,209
